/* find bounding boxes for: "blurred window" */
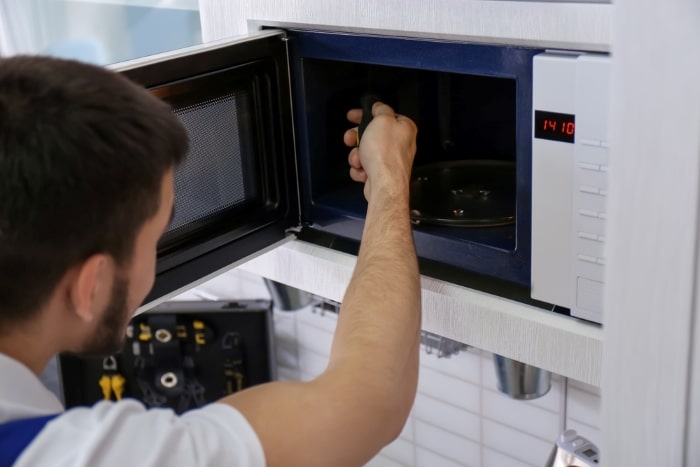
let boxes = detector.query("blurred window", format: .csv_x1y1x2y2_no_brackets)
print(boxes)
0,0,202,65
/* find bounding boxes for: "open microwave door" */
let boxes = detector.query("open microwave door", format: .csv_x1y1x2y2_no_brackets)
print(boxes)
114,30,298,306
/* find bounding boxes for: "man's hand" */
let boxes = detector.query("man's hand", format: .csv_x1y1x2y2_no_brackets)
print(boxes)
343,102,417,202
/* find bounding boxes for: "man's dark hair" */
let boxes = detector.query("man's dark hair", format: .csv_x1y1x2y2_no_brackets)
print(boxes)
0,55,188,324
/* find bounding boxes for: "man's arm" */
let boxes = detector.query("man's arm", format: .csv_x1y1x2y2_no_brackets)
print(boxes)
218,102,420,467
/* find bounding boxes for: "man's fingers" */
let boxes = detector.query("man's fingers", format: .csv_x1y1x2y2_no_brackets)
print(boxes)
344,128,359,147
349,167,367,183
349,102,400,124
371,101,396,118
346,108,362,124
348,148,362,169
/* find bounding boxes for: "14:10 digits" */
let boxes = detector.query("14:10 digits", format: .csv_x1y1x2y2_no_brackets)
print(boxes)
543,119,575,135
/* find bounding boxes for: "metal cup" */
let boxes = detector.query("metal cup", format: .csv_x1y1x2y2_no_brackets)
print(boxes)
263,279,312,311
493,354,552,400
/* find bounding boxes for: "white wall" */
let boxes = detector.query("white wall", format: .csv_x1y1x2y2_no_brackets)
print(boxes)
0,1,201,64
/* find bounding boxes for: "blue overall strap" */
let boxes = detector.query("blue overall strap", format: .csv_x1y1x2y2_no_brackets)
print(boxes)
0,414,59,467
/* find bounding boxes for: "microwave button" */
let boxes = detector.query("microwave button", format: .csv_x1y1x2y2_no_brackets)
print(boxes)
576,210,605,231
578,138,601,147
576,144,608,167
578,196,606,216
577,254,598,264
578,231,599,241
601,141,610,148
577,261,605,283
576,277,605,313
576,237,605,259
599,188,608,196
596,257,606,265
580,185,600,195
579,208,598,218
578,162,600,171
600,165,609,173
578,168,607,191
598,212,608,220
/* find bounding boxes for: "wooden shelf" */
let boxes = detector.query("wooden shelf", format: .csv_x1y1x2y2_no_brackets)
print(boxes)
238,239,603,386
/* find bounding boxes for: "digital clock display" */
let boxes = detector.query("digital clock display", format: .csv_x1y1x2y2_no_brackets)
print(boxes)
535,110,576,144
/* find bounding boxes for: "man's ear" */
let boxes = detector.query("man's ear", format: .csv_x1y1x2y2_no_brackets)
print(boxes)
69,254,113,323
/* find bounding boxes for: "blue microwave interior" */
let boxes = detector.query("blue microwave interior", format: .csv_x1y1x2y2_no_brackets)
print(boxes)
286,30,542,286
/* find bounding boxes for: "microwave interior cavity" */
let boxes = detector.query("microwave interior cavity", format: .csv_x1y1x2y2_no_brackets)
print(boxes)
304,59,517,247
288,31,539,285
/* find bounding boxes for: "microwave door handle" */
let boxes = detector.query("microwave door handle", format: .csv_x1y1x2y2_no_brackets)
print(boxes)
357,93,380,144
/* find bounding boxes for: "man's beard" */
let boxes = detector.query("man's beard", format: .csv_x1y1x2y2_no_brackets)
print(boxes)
77,275,131,357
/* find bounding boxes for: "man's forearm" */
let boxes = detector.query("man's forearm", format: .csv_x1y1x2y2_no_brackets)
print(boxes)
329,184,421,425
222,188,421,466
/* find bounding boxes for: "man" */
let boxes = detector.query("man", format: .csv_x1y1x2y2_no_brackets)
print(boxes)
0,55,420,466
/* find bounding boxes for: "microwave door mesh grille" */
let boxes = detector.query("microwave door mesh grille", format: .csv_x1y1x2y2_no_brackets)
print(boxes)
167,91,257,235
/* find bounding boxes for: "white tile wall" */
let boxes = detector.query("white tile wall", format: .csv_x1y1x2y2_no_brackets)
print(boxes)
412,394,481,442
173,268,603,467
416,447,467,467
482,391,560,442
365,455,407,467
381,434,416,465
418,366,481,414
482,420,554,467
482,448,532,467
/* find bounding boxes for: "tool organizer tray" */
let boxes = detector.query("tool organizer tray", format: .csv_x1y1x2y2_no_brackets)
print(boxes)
59,300,274,413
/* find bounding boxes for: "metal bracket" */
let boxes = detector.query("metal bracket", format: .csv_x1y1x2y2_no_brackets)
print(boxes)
311,297,341,316
420,331,468,359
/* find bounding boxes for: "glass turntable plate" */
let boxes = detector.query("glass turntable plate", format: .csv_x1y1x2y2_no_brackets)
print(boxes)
409,160,516,227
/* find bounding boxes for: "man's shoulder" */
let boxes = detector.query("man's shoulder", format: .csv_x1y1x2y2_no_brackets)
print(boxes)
14,401,266,467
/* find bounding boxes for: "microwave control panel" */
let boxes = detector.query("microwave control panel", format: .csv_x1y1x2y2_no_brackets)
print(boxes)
531,52,610,324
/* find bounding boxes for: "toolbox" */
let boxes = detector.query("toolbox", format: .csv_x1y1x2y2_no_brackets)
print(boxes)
59,300,274,413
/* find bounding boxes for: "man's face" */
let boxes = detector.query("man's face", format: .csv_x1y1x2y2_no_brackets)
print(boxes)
78,170,175,356
78,274,129,357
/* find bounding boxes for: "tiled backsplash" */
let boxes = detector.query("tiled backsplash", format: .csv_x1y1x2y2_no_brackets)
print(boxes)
173,268,602,467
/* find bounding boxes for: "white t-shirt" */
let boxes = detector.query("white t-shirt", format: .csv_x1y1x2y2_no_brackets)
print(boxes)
0,353,266,467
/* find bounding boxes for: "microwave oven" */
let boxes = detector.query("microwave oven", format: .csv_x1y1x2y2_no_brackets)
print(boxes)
531,52,610,324
117,29,609,324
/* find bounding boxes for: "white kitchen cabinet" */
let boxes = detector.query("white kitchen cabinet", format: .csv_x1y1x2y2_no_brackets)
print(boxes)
190,0,612,386
601,1,700,465
199,0,611,51
197,1,700,464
